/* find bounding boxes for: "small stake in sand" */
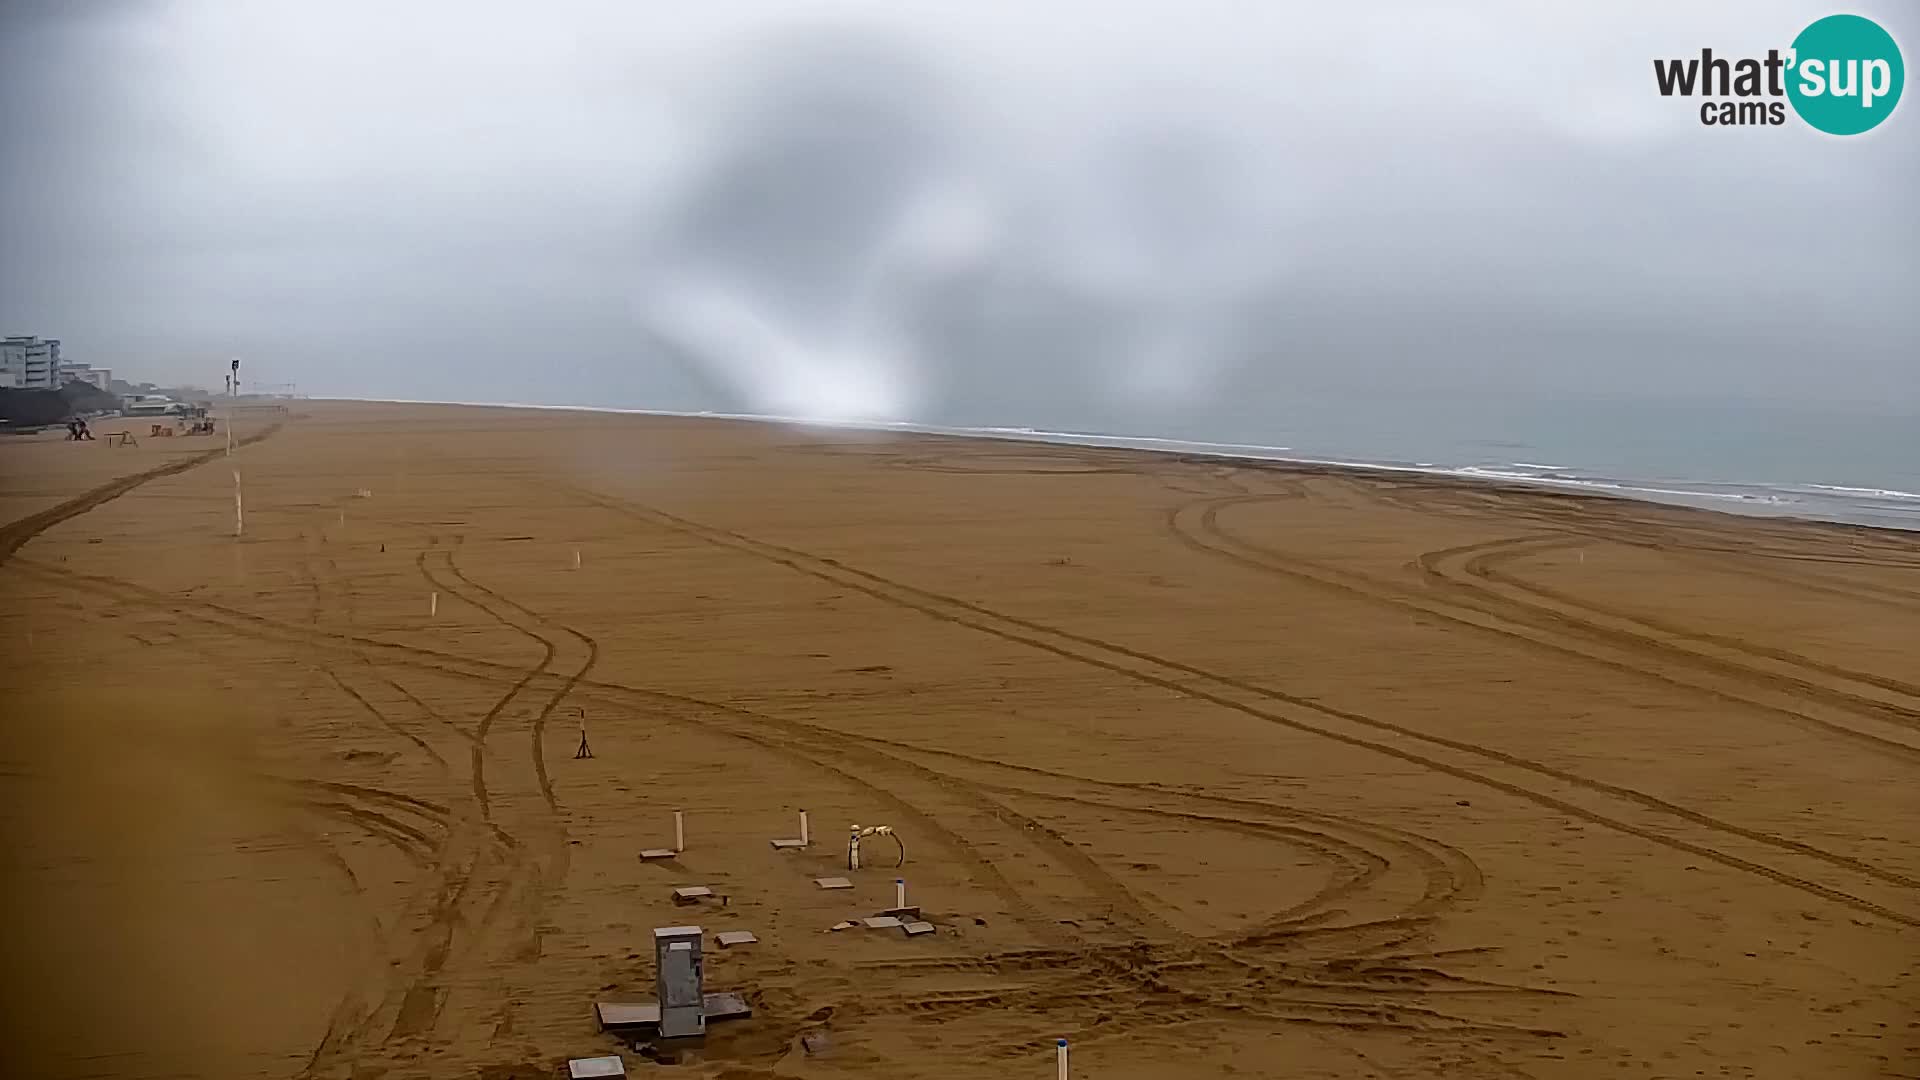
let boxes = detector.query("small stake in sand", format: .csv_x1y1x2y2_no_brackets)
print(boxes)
882,877,920,919
771,810,810,850
573,548,582,570
573,707,593,759
1057,1038,1068,1080
430,591,439,617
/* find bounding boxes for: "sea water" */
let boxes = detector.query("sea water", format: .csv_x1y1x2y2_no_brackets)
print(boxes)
924,387,1920,532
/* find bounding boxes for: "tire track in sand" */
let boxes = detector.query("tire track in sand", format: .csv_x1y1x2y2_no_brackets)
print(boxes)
1421,533,1920,728
560,482,1920,929
834,729,1473,932
1169,496,1920,893
413,539,553,822
1342,474,1920,584
427,541,597,813
1171,493,1920,769
20,546,1367,951
296,535,450,770
0,422,284,564
0,427,1524,1056
414,531,1168,946
312,536,580,1055
16,553,1568,1054
1179,494,1920,762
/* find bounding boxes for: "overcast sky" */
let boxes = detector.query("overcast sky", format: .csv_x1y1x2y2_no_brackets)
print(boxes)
2,1,1914,427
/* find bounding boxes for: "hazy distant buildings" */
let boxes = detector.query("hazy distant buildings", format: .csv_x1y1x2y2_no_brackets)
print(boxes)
1,336,64,389
0,337,111,391
58,361,112,390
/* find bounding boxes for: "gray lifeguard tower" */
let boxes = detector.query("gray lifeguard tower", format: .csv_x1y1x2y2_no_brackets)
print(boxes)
594,925,752,1041
654,926,705,1038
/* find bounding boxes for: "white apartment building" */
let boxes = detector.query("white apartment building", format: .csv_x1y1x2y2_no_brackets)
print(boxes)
1,336,64,389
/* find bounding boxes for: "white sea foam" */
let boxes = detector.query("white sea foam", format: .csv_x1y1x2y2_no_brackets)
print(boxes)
1798,483,1920,502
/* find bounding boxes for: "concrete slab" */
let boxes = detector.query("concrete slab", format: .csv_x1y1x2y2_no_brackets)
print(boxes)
596,993,751,1033
814,877,853,890
568,1055,626,1078
862,916,903,929
703,992,752,1021
671,886,714,902
596,1002,660,1029
714,930,757,947
903,921,936,936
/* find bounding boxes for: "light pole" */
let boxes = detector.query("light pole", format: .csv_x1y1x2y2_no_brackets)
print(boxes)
227,358,239,456
229,358,242,536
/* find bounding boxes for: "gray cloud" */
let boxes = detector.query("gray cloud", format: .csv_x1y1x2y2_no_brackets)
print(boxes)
2,0,1913,422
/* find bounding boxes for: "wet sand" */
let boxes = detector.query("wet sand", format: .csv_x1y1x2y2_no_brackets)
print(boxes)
1,400,1915,1079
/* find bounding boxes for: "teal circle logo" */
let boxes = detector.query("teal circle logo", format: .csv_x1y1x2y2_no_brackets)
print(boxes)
1787,14,1904,135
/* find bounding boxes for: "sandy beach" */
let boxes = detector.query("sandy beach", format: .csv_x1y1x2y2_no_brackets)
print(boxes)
1,400,1914,1080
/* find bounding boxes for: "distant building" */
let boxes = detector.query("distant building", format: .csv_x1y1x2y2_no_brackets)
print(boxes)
58,361,112,390
1,336,63,389
123,395,190,417
1,338,31,387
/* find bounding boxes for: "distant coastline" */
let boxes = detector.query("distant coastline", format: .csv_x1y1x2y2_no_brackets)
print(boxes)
322,398,1920,534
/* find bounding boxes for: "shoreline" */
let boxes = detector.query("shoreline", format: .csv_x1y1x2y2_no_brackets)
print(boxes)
322,397,1920,536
